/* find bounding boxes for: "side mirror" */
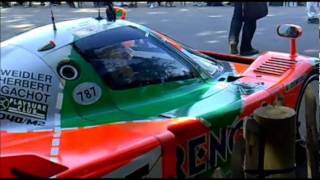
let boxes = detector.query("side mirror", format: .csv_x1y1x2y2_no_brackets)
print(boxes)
276,24,303,38
276,24,303,60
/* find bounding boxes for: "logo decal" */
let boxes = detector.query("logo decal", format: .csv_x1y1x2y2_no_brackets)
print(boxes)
1,48,63,131
0,96,9,111
286,75,306,92
176,119,243,178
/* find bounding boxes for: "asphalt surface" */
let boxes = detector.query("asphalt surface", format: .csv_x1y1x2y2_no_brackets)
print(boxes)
0,2,319,58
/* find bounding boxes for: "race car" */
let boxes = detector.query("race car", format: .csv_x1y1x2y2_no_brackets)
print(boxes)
0,9,319,178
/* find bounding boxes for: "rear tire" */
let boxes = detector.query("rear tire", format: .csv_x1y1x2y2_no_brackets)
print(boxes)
295,75,320,178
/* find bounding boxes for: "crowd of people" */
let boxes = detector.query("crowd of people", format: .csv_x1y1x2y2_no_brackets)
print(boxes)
0,1,317,10
0,1,76,8
0,2,229,8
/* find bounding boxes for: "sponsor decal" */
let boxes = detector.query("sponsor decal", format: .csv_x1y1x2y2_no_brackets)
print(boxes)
286,75,306,92
0,50,62,131
0,96,10,111
73,82,102,105
0,69,54,128
0,70,52,104
0,96,47,119
177,120,242,178
0,112,45,126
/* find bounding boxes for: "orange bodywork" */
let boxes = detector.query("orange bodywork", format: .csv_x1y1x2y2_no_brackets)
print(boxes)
1,118,211,178
1,50,314,178
1,31,316,177
239,52,313,118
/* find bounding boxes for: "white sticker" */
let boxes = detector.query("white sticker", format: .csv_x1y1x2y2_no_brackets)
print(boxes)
1,45,62,132
73,82,102,105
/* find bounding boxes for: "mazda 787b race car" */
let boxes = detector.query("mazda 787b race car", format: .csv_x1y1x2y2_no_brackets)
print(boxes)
0,10,319,178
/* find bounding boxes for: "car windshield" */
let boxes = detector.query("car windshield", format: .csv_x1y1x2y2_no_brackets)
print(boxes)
74,26,197,90
152,32,221,77
181,48,221,76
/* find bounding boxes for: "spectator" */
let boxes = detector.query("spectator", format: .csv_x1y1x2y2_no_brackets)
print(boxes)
193,2,204,7
228,2,268,56
165,2,175,7
114,2,128,7
147,1,157,8
1,1,11,7
67,1,76,8
307,2,319,24
289,2,297,7
93,2,102,7
129,2,138,8
77,2,85,8
106,1,116,21
207,2,223,6
50,1,61,6
16,1,32,7
284,1,297,7
94,2,108,7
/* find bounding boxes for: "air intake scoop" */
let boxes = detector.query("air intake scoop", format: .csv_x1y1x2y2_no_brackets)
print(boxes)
253,56,296,76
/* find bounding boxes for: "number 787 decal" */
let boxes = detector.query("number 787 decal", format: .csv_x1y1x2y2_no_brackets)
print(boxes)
73,82,102,105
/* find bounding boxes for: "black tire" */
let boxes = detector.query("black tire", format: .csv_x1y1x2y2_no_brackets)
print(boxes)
295,74,320,178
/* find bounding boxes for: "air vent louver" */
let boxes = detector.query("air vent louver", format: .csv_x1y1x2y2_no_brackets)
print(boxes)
253,57,296,76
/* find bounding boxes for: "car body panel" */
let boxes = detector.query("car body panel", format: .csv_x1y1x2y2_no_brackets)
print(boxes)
1,17,319,178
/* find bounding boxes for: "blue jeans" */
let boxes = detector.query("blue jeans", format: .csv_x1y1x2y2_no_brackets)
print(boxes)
228,2,257,52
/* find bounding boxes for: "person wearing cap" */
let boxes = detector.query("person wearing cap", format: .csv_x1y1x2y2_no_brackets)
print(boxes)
306,2,319,24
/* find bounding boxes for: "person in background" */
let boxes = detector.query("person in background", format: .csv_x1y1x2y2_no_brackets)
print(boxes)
129,2,138,8
1,1,11,7
67,1,76,8
306,2,319,24
106,1,116,21
193,2,204,7
284,1,297,7
50,1,61,6
148,1,157,8
165,2,175,7
228,2,268,56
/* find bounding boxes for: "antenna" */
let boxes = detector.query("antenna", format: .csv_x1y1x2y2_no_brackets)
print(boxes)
51,9,57,31
96,5,103,20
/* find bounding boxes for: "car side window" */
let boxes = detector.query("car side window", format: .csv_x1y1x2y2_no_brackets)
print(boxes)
74,26,196,90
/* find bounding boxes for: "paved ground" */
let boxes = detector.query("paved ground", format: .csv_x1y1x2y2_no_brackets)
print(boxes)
1,2,319,57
